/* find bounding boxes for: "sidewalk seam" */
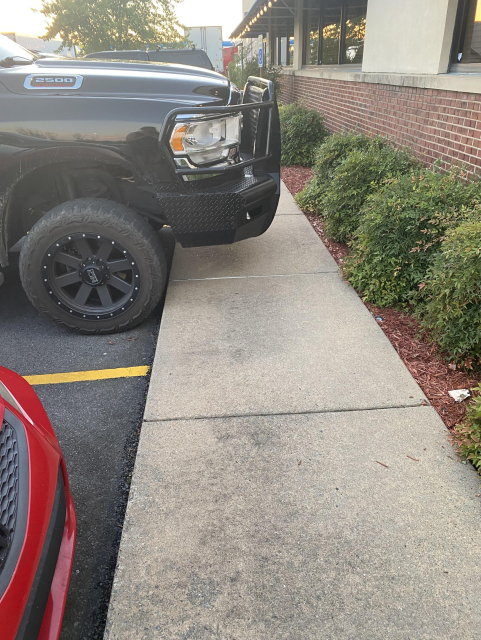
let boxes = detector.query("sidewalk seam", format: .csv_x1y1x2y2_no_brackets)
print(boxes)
144,401,431,423
171,270,339,282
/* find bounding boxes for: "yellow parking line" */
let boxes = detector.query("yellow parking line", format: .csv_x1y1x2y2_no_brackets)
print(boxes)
23,366,150,386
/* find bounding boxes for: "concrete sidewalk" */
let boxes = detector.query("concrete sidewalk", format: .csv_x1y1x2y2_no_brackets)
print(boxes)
105,186,481,639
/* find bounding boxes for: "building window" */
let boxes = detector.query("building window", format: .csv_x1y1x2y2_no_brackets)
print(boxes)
321,1,342,65
452,0,481,63
304,0,321,64
303,0,367,66
344,0,367,63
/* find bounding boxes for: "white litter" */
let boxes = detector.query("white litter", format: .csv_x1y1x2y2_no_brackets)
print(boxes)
448,389,471,403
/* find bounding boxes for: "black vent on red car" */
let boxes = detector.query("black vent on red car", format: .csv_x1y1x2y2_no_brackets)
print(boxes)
0,410,29,602
0,419,19,574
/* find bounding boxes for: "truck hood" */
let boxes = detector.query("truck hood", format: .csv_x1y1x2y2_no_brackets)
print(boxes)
0,58,231,104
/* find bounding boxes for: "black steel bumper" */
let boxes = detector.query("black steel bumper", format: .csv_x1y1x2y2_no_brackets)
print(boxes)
158,76,281,248
157,172,280,247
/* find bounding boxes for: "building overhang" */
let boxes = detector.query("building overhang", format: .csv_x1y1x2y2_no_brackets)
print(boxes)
230,0,296,39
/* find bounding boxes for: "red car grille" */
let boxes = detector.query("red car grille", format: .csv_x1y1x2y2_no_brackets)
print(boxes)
0,419,19,574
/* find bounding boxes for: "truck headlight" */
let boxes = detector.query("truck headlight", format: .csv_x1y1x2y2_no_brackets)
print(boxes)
170,115,241,166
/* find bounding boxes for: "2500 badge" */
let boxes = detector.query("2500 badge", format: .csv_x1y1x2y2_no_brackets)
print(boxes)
24,75,83,90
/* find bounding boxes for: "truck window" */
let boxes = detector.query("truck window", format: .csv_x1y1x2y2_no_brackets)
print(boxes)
85,50,148,61
148,51,207,68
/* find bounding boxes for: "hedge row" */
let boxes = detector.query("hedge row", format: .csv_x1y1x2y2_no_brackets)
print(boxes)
280,108,481,470
344,168,481,313
279,103,329,167
293,130,481,368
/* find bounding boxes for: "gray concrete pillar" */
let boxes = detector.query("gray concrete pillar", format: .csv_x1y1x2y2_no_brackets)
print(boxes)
363,0,459,74
292,0,304,70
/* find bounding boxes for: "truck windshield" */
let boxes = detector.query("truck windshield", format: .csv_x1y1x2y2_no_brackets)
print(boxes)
0,34,37,67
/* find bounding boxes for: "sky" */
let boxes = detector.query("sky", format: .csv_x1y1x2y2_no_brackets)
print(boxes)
1,0,244,40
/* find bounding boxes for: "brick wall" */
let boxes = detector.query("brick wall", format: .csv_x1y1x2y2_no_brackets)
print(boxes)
279,74,481,174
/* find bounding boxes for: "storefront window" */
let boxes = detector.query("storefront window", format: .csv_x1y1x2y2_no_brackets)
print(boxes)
344,0,367,63
452,0,481,63
321,0,342,65
308,30,320,65
303,0,367,66
303,0,321,65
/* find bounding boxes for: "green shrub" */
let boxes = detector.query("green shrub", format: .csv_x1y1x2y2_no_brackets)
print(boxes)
279,103,328,167
295,131,387,213
343,167,481,308
417,218,481,363
451,385,481,472
321,145,421,242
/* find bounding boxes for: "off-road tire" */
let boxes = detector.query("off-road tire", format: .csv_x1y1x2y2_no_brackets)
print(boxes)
19,198,167,334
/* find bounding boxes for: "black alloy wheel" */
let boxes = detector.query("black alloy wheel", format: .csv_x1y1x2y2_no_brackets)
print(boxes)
43,232,140,321
20,198,167,334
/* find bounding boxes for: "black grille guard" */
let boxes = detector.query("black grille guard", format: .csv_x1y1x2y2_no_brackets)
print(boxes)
159,76,279,177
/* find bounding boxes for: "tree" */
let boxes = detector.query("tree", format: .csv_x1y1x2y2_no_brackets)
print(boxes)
38,0,185,54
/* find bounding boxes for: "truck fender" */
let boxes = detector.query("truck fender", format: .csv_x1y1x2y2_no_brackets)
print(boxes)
0,145,141,267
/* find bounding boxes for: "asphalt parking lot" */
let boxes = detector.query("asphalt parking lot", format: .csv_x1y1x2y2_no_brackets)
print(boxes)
0,235,173,640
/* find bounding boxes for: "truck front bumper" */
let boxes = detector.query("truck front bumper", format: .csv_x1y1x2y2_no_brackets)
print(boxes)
157,171,280,248
158,76,281,248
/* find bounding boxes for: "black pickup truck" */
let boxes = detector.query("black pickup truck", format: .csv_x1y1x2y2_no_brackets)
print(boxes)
0,35,280,333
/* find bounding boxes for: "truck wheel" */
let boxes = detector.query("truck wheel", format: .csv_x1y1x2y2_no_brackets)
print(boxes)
19,198,167,334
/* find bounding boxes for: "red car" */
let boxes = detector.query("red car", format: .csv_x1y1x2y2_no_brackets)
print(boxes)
0,367,76,639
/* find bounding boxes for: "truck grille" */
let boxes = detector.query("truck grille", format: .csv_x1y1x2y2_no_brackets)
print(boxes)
0,419,19,574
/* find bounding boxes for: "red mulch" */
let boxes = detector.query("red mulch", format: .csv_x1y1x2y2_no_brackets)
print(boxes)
282,165,480,430
364,304,479,428
281,166,313,194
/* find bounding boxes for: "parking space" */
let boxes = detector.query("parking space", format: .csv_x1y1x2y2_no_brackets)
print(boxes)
0,234,173,640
